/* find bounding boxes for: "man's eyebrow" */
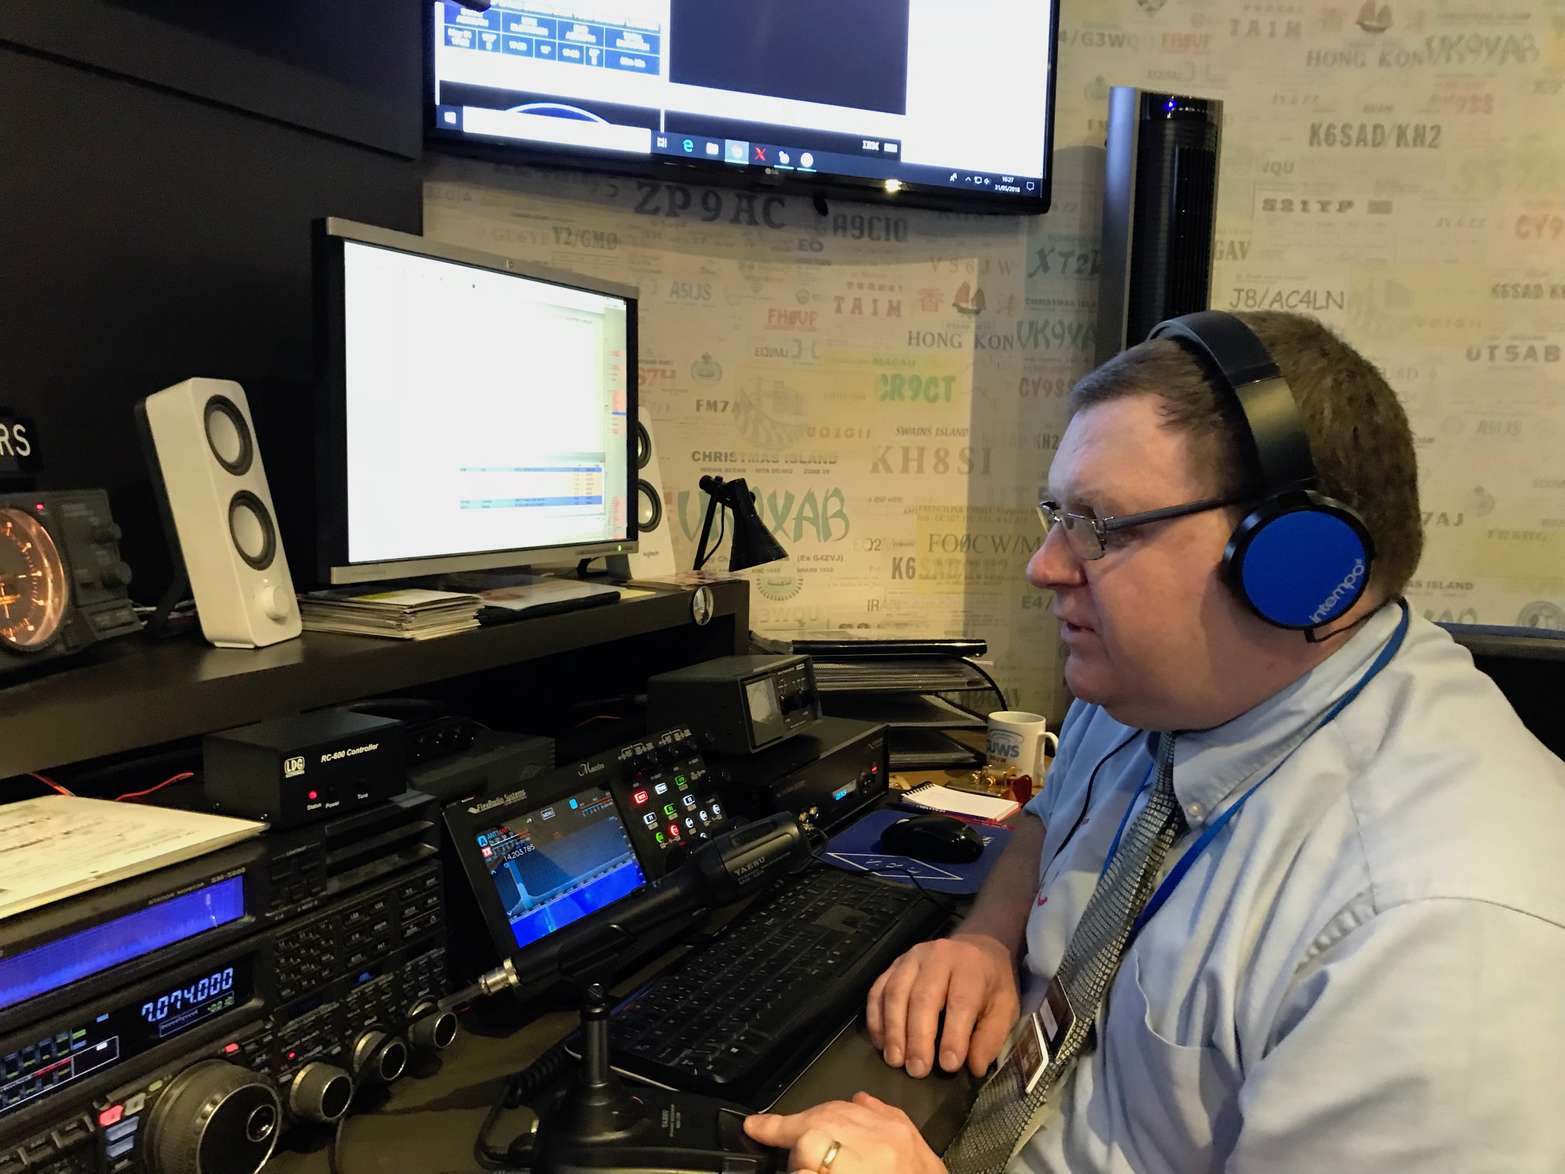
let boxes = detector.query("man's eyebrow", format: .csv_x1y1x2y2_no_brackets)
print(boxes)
1049,484,1124,514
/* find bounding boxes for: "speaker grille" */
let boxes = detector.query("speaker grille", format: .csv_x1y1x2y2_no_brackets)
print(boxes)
635,419,652,470
204,396,254,476
635,479,662,531
228,491,277,571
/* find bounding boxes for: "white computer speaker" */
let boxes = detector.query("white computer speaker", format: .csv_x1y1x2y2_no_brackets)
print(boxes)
138,378,301,648
626,413,677,578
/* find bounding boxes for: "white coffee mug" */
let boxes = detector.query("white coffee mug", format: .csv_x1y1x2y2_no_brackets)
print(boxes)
986,711,1059,779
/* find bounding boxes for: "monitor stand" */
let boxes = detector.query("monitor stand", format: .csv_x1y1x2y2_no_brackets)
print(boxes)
425,569,552,591
422,569,623,621
426,559,625,590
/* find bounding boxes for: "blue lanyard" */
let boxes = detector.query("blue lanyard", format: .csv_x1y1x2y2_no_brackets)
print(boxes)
1100,758,1157,868
1098,601,1411,940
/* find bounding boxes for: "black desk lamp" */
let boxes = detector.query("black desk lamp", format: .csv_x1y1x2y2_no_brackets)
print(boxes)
692,475,787,572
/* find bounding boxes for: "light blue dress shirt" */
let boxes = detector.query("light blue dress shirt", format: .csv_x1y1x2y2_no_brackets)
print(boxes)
1014,607,1565,1172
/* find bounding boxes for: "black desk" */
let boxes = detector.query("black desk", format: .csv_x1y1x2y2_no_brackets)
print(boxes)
0,579,748,777
267,993,975,1173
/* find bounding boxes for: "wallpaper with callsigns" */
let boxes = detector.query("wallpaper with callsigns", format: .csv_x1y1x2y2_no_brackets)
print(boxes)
424,0,1565,722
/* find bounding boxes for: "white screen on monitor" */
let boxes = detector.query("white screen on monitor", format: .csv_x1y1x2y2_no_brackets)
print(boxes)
432,0,1054,200
341,238,631,568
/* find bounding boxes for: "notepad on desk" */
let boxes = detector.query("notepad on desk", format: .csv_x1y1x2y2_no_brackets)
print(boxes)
898,782,1021,821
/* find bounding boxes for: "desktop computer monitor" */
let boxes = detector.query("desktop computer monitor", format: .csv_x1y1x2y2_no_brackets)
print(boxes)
314,218,639,586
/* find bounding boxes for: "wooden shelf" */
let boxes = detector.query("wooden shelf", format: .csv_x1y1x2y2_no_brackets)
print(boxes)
0,580,747,776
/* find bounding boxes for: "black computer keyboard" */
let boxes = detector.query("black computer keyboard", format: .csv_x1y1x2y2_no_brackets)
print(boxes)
605,865,949,1109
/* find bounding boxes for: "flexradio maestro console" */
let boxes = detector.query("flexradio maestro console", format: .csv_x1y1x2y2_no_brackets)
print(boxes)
605,726,728,864
0,793,457,1174
442,725,733,982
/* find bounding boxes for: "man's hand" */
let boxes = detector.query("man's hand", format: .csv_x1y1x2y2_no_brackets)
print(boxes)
744,1091,946,1174
866,932,1020,1078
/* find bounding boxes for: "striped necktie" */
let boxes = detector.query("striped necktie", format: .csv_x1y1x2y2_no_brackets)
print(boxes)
943,733,1186,1174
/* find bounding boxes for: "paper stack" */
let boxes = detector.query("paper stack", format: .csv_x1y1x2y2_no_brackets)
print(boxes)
298,588,481,640
0,797,266,921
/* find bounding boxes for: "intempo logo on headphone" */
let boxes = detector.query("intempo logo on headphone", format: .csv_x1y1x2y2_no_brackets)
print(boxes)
1309,559,1367,624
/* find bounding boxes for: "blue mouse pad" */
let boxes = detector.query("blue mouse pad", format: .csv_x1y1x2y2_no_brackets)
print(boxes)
821,808,1013,895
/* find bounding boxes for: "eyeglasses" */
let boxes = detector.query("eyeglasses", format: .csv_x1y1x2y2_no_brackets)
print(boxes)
1037,495,1248,561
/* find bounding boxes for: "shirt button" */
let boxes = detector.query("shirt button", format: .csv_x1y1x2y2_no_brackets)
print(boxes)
1186,802,1203,819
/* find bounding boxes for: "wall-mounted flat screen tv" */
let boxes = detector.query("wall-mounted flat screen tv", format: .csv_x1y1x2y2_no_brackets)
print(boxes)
429,0,1059,213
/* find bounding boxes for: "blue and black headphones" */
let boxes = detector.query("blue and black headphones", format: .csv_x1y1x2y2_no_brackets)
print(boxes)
1149,310,1375,630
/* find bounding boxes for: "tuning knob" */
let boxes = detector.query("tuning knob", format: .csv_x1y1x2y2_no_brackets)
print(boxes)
352,1031,408,1085
102,560,133,589
288,1061,354,1124
407,1002,460,1052
145,1060,280,1174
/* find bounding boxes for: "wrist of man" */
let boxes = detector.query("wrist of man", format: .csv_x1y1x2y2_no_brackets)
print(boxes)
950,924,1022,968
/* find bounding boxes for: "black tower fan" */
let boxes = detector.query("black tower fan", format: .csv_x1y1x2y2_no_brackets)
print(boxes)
1096,87,1224,363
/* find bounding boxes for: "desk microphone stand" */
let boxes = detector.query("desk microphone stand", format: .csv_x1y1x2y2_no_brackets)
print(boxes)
450,816,804,1173
513,983,779,1174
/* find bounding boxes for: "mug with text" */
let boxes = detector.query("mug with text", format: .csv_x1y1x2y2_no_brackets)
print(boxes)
986,710,1059,781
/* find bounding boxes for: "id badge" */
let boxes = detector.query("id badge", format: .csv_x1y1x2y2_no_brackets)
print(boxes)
1038,974,1077,1054
1004,974,1078,1098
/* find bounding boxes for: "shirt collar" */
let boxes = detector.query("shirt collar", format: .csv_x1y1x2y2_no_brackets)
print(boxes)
1168,604,1405,826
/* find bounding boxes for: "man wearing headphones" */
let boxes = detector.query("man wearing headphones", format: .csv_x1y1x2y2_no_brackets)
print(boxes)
745,310,1565,1172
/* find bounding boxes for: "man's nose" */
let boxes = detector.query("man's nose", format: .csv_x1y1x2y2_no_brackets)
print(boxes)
1026,524,1086,591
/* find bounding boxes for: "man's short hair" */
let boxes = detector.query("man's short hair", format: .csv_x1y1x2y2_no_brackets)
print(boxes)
1068,310,1423,599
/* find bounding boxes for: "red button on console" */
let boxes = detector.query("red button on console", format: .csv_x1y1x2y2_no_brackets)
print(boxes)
632,789,649,806
98,1105,124,1128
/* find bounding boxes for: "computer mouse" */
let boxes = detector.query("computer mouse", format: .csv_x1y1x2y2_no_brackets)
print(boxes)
878,814,984,864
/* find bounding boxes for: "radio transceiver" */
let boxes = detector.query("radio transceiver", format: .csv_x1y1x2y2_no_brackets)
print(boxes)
0,793,457,1174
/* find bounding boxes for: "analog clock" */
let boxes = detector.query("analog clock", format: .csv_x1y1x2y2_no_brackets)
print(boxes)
0,506,68,651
